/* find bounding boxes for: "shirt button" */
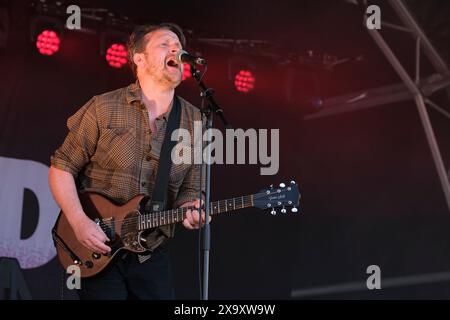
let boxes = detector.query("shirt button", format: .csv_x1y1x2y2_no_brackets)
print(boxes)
141,182,146,187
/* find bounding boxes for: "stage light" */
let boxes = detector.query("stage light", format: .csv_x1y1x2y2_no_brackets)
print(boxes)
228,56,257,94
182,63,192,81
100,26,130,69
30,8,63,57
36,29,60,56
106,43,127,68
234,69,255,93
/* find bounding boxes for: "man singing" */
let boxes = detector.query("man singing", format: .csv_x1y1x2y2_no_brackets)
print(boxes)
49,23,207,299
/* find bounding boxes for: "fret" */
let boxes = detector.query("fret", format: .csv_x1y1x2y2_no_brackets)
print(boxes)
227,199,233,211
233,197,236,210
224,199,227,213
241,196,244,209
179,208,184,222
212,202,218,215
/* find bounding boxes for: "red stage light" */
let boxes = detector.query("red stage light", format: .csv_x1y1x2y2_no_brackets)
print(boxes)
182,63,191,81
36,29,60,56
234,70,255,93
106,43,127,68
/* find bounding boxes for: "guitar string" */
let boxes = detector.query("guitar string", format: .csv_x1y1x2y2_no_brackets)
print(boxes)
98,190,294,235
106,192,267,231
109,197,255,235
99,192,269,235
117,200,253,234
101,190,289,234
101,194,256,227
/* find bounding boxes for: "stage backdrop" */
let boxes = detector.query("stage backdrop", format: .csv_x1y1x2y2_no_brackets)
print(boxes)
1,0,450,299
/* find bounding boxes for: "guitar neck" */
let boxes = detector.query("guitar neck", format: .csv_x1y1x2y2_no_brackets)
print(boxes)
137,194,254,230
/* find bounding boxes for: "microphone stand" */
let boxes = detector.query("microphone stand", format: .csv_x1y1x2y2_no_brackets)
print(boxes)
189,64,230,300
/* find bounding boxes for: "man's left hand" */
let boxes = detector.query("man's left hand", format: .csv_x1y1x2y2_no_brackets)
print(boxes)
180,199,211,229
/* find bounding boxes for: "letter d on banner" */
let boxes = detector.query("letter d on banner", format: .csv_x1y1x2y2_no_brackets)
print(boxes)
0,157,58,269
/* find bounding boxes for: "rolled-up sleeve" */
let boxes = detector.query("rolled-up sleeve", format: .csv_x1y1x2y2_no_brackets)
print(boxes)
50,97,99,176
173,163,206,208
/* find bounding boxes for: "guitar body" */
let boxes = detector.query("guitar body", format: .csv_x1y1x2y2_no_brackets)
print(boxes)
53,192,149,278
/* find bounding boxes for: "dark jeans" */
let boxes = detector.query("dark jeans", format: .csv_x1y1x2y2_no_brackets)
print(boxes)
77,246,174,300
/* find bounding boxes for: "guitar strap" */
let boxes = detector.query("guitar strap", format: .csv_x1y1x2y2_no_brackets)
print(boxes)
148,95,181,212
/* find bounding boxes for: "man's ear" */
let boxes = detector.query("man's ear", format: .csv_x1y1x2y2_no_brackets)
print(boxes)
133,52,145,70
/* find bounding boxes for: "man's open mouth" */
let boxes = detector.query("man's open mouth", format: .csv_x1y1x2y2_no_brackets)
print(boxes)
166,58,180,69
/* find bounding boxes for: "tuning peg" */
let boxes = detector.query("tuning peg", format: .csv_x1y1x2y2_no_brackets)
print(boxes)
269,184,274,189
270,209,277,215
290,180,296,185
281,207,287,214
291,207,298,213
279,182,286,188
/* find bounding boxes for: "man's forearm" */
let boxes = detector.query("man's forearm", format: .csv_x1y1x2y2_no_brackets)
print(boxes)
48,166,86,227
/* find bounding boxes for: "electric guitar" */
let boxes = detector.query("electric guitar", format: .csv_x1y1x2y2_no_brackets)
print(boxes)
52,181,301,277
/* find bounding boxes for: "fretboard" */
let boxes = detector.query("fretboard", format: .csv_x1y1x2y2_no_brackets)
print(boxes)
137,194,254,230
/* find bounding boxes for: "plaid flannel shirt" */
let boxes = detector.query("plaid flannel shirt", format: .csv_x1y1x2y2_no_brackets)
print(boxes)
51,82,205,253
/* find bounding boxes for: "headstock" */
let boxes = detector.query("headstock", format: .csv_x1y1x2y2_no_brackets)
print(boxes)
253,180,301,215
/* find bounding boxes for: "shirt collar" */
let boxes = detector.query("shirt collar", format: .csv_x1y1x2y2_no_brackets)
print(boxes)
125,80,142,104
125,80,174,122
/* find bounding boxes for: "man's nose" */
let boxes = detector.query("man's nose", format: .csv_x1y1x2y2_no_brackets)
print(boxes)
170,46,180,54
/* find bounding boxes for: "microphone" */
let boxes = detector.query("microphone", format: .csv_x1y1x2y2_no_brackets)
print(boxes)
176,50,207,66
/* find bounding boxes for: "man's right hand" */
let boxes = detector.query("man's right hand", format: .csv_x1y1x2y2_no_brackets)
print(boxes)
71,215,111,254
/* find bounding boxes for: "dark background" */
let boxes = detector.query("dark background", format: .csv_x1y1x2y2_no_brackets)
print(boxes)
1,0,450,299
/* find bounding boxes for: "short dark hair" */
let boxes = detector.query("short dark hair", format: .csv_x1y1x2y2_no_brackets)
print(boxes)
127,23,186,77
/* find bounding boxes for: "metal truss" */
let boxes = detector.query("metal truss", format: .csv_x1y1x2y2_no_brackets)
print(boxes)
305,0,450,212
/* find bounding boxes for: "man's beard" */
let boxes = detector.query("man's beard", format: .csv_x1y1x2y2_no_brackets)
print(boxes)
145,60,181,88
